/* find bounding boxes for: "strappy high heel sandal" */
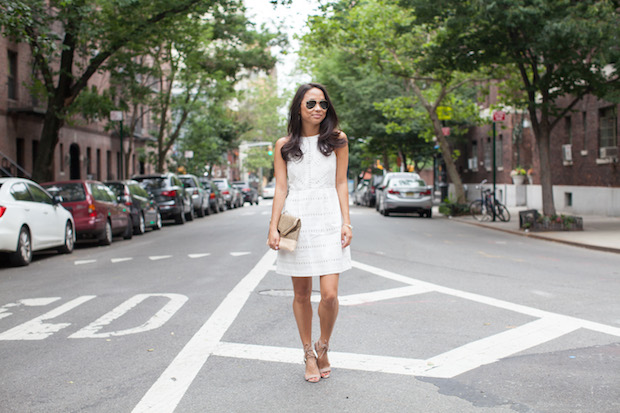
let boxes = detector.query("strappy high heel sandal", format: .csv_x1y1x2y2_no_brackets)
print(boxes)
303,344,320,383
314,339,331,379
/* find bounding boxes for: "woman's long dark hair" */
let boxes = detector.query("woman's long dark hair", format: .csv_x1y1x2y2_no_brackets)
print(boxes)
281,83,346,162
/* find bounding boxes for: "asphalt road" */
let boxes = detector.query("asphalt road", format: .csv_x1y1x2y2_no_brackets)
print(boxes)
1,200,619,413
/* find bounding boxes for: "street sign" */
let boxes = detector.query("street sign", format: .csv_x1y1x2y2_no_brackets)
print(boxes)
110,111,123,121
184,151,194,159
442,127,451,136
437,106,453,121
492,111,506,122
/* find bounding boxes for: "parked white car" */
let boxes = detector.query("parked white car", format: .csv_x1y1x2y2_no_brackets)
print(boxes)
0,177,75,266
262,182,275,199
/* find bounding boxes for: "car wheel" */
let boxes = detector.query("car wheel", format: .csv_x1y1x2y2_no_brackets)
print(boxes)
196,202,205,218
100,220,113,245
134,213,146,235
175,210,186,225
58,221,75,254
123,217,133,240
154,210,163,230
10,226,32,266
426,209,433,218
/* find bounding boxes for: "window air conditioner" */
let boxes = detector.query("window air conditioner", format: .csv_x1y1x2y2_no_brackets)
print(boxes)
599,147,619,159
562,144,572,162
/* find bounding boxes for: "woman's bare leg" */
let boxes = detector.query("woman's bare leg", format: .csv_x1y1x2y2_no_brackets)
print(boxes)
292,277,319,380
316,273,339,375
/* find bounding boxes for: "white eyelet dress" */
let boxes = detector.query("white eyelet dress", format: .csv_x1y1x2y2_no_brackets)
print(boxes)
276,134,352,277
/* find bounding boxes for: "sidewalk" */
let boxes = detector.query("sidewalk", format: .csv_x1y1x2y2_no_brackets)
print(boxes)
443,206,620,254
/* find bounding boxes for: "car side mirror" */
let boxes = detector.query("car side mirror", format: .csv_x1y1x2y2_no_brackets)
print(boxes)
52,195,64,204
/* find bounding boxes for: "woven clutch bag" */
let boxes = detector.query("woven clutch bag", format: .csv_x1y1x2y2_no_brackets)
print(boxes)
277,213,301,252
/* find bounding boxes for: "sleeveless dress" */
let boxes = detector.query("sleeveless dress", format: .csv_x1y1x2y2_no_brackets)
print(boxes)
276,134,352,277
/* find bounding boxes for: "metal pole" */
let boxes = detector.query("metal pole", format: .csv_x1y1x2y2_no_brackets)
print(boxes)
119,120,124,180
492,121,496,222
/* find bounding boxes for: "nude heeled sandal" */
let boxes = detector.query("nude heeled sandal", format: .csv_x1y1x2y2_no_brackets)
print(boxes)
303,344,320,383
314,339,331,379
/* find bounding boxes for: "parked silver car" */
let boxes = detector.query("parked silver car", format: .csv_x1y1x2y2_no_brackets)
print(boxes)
212,178,243,209
376,172,433,217
179,174,208,217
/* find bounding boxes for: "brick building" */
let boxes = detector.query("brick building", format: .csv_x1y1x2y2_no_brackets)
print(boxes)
1,37,156,182
454,84,619,217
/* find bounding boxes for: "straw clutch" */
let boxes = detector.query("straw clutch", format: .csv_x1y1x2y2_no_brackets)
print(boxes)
277,213,301,252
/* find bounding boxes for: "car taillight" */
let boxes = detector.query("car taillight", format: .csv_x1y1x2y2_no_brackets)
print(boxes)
242,188,250,192
0,206,6,218
222,190,229,195
387,189,400,195
88,204,96,216
422,189,432,196
210,193,215,199
162,190,177,197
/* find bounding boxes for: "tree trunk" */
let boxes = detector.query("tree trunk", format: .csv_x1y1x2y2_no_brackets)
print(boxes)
534,120,556,216
429,110,466,204
32,101,64,183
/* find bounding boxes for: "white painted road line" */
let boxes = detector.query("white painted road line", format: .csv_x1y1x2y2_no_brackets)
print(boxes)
131,249,276,413
0,298,62,321
213,342,429,376
187,253,210,259
0,296,96,340
75,260,97,265
69,294,188,339
230,252,251,256
149,255,172,261
329,285,434,306
111,257,133,263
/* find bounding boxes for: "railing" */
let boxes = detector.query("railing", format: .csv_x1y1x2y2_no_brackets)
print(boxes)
0,150,31,179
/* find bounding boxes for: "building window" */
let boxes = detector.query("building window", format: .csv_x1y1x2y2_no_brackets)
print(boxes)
59,143,64,172
96,149,101,180
471,141,478,171
32,140,38,171
599,106,617,149
8,51,17,100
86,147,92,176
565,116,572,144
582,111,587,150
484,138,491,170
106,150,112,180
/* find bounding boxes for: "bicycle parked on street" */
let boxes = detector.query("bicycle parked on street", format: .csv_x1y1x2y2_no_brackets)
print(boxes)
469,179,511,222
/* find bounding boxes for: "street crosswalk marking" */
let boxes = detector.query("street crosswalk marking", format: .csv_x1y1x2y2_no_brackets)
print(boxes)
132,250,620,413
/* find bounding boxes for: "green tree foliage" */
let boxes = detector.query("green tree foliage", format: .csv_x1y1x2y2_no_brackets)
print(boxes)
302,0,483,203
0,0,278,181
410,0,620,215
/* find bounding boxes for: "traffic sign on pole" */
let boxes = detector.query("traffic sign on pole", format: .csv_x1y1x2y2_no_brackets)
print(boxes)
492,111,506,122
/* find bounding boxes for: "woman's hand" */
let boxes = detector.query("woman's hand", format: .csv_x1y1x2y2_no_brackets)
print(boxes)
267,228,280,250
341,224,352,248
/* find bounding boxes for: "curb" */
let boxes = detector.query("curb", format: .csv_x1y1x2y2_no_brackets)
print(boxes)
452,217,620,255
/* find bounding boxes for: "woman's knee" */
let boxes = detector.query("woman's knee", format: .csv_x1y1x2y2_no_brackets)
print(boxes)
320,291,338,307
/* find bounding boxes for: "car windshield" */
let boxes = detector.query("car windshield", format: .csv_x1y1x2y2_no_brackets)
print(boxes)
106,183,123,197
391,179,426,188
214,181,227,190
135,177,166,190
44,183,86,202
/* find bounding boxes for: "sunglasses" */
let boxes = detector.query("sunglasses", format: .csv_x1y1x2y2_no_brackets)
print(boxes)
305,100,329,110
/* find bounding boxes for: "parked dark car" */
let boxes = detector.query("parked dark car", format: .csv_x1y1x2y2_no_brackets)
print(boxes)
105,180,162,234
42,180,132,245
232,181,259,205
198,177,226,214
179,174,208,217
363,174,384,207
132,173,193,225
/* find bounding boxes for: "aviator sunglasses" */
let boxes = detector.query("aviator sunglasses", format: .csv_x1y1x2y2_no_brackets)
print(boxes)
305,99,329,110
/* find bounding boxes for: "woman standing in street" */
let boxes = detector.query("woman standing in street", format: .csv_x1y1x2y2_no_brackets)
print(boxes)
267,83,352,383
